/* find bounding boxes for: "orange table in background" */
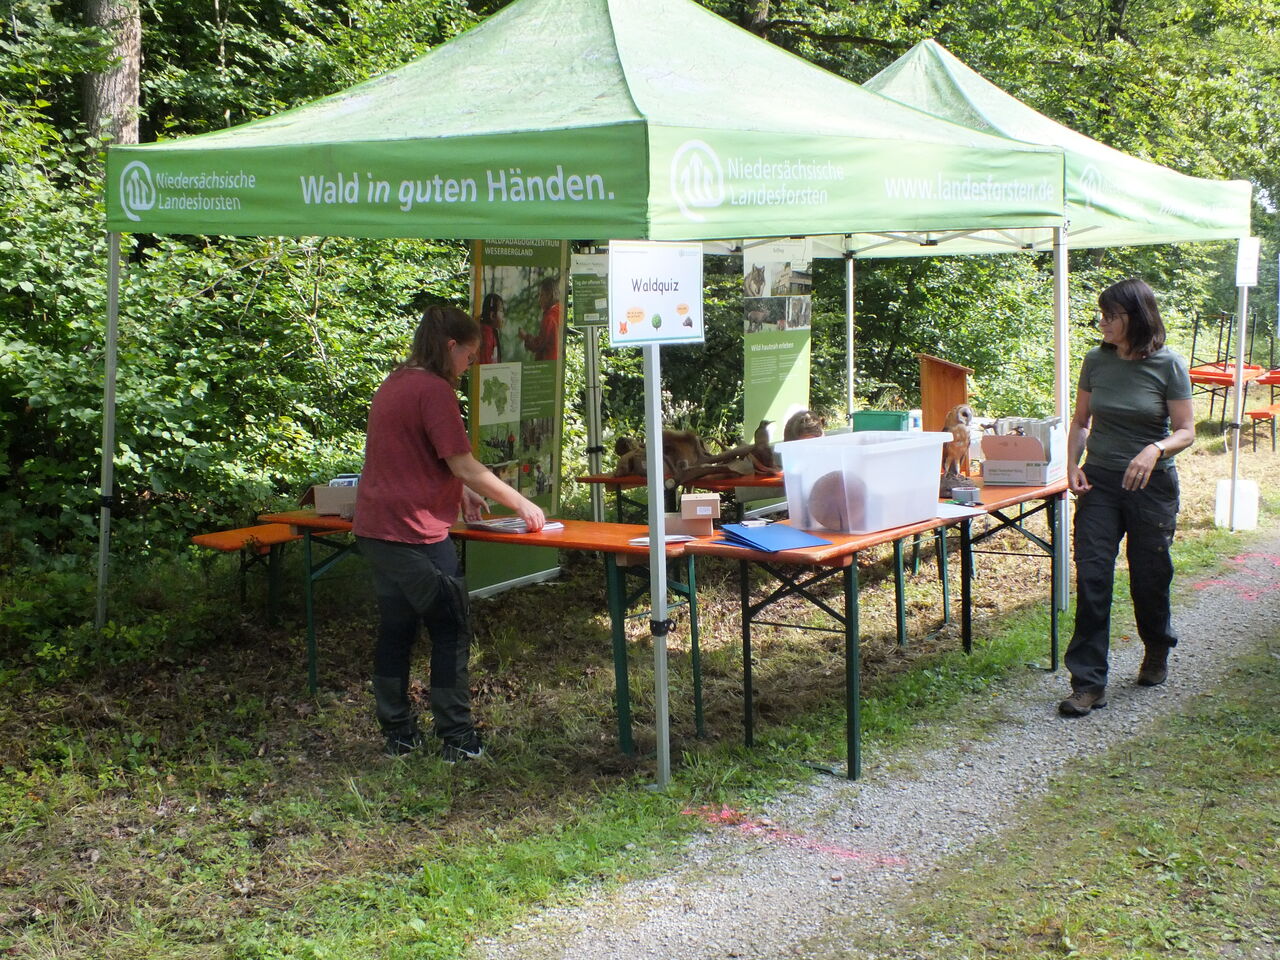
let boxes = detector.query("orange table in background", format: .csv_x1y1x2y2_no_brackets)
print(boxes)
1189,362,1264,428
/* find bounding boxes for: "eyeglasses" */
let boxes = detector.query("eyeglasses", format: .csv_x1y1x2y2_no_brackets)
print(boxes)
1095,310,1126,327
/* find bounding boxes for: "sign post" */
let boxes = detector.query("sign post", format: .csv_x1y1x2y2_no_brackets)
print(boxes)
607,240,704,789
1227,237,1261,530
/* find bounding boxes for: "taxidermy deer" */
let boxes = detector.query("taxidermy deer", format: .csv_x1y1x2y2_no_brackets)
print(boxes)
613,430,714,483
689,420,780,479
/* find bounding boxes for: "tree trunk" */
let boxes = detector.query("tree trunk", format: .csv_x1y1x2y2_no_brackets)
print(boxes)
750,0,770,38
82,0,141,144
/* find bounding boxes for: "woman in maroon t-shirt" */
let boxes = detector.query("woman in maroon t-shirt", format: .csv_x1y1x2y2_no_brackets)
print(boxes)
354,305,544,760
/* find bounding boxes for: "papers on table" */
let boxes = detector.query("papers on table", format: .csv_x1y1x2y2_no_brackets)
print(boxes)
467,518,564,534
936,503,987,519
628,534,696,545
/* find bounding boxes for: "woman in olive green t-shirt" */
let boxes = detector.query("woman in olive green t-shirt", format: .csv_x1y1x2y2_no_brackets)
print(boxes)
1059,279,1195,717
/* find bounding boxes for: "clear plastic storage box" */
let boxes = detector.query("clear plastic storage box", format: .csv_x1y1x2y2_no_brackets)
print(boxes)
776,431,950,534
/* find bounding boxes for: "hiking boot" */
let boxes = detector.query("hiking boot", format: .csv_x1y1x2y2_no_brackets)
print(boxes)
442,729,484,764
383,723,425,757
1137,647,1169,687
1058,688,1107,717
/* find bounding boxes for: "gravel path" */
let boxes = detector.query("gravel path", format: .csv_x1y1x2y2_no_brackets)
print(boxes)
479,532,1280,960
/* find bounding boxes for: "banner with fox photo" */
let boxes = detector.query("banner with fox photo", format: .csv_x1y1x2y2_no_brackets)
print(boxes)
742,238,813,444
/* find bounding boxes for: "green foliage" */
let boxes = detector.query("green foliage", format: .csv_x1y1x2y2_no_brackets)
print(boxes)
3,0,1279,658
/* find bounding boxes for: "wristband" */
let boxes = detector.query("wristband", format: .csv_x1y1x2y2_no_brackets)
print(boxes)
1152,440,1166,458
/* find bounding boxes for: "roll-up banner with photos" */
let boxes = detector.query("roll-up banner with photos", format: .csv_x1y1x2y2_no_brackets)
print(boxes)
466,239,568,593
742,238,813,440
570,253,610,327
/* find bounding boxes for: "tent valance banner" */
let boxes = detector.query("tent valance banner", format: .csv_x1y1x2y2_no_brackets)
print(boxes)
104,0,1065,243
850,39,1251,256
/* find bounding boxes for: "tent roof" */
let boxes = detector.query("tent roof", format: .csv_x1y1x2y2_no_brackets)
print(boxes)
105,0,1063,242
848,39,1251,256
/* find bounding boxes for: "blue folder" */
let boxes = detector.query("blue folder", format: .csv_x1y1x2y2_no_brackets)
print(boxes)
719,522,832,552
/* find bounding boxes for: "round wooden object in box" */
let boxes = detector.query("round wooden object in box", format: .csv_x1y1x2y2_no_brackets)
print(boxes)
810,471,848,531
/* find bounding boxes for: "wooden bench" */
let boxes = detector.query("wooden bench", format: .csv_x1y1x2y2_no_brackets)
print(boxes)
1245,404,1280,452
191,522,333,616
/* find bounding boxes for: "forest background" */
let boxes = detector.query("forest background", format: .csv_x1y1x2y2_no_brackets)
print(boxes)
1,0,1278,675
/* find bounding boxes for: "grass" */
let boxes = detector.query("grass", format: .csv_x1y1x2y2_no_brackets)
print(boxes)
1,414,1278,958
805,642,1280,960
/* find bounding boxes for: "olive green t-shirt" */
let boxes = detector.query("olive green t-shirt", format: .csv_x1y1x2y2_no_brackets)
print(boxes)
1078,344,1191,473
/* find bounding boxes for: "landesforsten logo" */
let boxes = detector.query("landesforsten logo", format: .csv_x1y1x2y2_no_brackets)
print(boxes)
119,161,156,221
670,140,725,222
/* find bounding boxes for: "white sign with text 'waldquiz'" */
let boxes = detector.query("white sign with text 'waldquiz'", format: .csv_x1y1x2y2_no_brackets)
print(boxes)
607,240,704,347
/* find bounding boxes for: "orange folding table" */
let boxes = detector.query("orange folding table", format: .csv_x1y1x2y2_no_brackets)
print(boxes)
684,479,1067,779
260,510,706,755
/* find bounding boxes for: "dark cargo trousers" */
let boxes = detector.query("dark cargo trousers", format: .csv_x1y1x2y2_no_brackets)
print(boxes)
1065,465,1180,694
356,536,474,740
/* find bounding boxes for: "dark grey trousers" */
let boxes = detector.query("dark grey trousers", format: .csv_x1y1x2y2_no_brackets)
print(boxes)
1065,465,1180,693
356,536,474,740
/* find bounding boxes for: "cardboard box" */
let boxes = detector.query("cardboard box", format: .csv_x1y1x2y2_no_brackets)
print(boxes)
665,511,714,538
300,483,358,519
980,423,1066,485
680,492,721,520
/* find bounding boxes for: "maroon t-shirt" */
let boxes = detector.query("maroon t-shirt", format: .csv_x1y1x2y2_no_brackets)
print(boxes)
353,367,472,544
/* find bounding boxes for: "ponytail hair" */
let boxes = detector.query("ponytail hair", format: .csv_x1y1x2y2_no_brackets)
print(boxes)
403,304,480,382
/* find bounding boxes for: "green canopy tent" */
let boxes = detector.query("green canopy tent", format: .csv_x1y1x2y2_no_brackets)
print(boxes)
856,39,1251,256
100,0,1067,783
846,39,1253,599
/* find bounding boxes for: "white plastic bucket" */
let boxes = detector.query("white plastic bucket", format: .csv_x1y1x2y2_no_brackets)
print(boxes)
1214,478,1259,530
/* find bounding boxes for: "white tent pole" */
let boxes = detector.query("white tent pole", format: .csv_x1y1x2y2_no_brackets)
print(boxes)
1052,226,1070,610
95,232,123,630
845,253,856,425
642,343,671,788
1229,281,1251,530
585,324,605,521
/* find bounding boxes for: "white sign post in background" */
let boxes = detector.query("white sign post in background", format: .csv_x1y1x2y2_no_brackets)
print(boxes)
1223,236,1262,530
606,240,705,789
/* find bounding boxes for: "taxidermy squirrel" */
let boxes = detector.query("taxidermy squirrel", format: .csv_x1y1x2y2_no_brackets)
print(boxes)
941,403,974,480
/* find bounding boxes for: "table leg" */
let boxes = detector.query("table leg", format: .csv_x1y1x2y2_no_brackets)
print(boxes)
893,539,907,647
844,559,861,780
267,543,284,625
1048,494,1060,670
604,555,634,756
960,518,974,655
685,555,704,739
740,558,753,748
938,528,951,625
303,530,318,696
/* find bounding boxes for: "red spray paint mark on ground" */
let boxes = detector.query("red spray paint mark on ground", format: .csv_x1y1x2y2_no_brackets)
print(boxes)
1191,552,1280,601
681,805,907,868
1229,552,1280,568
